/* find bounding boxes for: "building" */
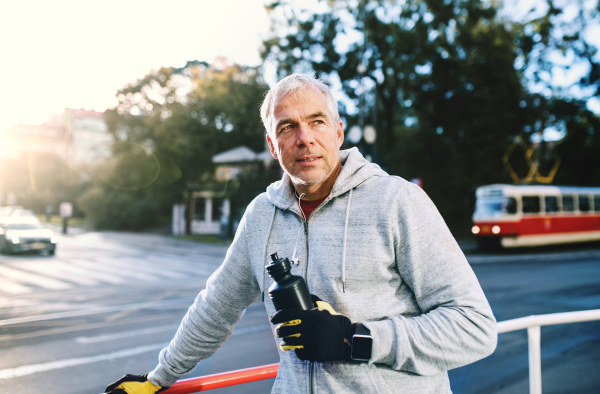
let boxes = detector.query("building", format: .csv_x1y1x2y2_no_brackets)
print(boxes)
0,121,68,161
63,108,113,165
172,145,276,236
0,108,112,167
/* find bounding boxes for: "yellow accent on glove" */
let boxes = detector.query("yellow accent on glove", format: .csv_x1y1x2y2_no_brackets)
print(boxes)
314,300,341,315
116,381,163,394
277,318,304,351
280,319,301,327
277,300,343,352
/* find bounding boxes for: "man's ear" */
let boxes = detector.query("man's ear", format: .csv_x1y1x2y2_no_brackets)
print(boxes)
266,133,278,159
336,120,344,148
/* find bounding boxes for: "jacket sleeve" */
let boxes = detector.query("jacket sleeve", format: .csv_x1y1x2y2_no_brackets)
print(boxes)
148,213,261,387
362,182,497,375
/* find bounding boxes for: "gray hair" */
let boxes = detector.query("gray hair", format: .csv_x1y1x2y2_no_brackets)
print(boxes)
260,73,340,138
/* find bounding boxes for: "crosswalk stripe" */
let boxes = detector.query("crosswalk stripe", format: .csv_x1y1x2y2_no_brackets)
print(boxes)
69,259,160,282
0,297,194,326
0,265,71,290
50,260,127,285
112,257,188,279
75,324,178,344
14,262,101,286
144,254,217,275
0,342,167,380
0,277,31,294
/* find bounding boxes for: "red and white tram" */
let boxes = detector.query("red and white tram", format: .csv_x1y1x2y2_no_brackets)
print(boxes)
472,184,600,248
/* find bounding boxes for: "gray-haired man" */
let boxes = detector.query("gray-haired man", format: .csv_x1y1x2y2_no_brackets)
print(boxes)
105,74,497,394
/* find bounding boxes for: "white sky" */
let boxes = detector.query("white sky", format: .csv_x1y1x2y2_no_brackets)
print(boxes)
1,0,598,134
0,0,272,131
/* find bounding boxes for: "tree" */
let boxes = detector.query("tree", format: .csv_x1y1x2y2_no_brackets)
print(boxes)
261,0,600,235
80,59,271,230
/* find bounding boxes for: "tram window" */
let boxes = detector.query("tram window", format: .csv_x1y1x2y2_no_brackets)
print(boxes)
562,195,574,212
522,196,540,213
595,196,600,212
506,197,517,214
579,195,590,212
545,196,559,213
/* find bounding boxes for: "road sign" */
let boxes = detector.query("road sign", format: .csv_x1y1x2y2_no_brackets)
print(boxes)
60,202,73,218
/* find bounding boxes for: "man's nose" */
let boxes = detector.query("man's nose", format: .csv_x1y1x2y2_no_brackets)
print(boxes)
296,124,315,147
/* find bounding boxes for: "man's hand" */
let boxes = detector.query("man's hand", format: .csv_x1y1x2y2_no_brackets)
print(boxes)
270,296,355,362
104,374,165,394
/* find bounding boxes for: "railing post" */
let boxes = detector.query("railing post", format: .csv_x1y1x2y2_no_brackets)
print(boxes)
527,325,542,394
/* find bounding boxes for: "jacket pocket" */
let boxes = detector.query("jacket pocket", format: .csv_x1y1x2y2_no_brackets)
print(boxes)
314,362,392,394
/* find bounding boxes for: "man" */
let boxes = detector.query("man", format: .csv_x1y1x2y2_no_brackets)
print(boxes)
105,74,497,394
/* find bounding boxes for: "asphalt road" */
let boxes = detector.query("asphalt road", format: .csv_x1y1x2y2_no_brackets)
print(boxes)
0,229,599,394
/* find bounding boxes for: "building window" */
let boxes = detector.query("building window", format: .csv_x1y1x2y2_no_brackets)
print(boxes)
212,198,222,221
194,198,205,221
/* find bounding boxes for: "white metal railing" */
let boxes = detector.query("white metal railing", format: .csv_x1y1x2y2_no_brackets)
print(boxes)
497,309,600,394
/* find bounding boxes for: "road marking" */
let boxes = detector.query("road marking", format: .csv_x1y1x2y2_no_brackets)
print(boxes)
0,342,168,380
71,258,161,282
0,323,272,380
112,257,188,279
0,297,194,326
0,277,31,294
467,250,600,264
73,323,271,344
55,260,129,284
15,262,101,286
0,265,71,290
75,325,178,344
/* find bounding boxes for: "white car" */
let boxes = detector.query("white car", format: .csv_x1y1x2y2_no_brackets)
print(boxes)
0,217,57,255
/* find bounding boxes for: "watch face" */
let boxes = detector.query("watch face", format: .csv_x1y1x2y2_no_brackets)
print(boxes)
351,335,373,361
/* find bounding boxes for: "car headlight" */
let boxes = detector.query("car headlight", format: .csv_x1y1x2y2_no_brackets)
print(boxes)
51,235,58,244
11,236,20,244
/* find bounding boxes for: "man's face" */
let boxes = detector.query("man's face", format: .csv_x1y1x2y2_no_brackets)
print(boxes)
266,88,344,188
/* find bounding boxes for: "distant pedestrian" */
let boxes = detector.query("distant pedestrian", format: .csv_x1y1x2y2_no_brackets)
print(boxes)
45,205,53,222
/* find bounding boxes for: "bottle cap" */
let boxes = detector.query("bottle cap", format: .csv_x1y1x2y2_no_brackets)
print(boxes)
266,252,291,277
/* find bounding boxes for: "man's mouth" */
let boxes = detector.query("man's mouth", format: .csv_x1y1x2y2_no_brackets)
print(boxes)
297,155,321,163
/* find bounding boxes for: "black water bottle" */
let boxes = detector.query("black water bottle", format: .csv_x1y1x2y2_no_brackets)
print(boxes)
266,252,313,311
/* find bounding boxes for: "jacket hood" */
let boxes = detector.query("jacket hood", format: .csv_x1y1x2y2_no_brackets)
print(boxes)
266,147,387,210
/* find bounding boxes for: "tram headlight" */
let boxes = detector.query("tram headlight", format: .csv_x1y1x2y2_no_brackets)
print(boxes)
492,225,501,234
471,225,480,234
11,236,20,244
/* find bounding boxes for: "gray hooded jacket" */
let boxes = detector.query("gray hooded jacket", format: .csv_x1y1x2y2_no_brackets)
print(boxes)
149,148,497,393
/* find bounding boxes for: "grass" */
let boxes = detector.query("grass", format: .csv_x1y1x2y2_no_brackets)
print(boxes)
36,214,86,227
174,234,231,246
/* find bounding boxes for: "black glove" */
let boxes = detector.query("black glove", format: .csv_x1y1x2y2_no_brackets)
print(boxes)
104,374,166,394
270,295,356,362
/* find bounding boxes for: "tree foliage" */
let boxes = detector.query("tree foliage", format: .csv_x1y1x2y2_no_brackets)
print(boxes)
80,59,271,230
262,0,600,235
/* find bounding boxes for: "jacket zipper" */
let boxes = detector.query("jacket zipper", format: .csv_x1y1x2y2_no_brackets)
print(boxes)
303,219,314,394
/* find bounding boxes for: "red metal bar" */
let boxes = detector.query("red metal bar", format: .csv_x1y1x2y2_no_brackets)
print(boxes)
162,363,279,394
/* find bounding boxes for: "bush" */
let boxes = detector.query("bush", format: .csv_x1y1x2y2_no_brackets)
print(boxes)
77,186,160,230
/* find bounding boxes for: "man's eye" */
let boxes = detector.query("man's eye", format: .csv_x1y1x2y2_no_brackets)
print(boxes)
313,120,325,125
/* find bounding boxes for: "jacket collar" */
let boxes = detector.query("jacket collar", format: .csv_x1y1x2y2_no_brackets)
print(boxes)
266,147,387,210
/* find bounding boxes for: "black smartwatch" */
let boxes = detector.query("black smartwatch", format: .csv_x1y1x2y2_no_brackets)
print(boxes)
351,323,373,361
